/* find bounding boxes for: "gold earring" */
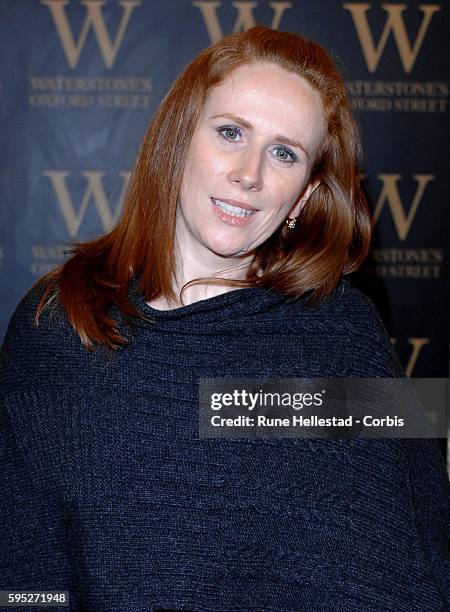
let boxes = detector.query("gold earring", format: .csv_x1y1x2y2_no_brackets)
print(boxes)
285,218,296,230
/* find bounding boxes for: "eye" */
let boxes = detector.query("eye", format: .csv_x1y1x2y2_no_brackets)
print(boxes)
273,145,298,163
217,125,242,142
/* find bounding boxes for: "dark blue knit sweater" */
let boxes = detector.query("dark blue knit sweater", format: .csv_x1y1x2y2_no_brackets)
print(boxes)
1,280,449,612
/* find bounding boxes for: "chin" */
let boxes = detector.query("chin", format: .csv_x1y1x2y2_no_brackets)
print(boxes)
205,236,250,259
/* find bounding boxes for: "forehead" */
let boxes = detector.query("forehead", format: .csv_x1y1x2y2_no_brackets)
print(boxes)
203,62,325,151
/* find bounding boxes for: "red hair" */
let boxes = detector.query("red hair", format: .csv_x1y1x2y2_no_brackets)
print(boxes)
35,26,370,350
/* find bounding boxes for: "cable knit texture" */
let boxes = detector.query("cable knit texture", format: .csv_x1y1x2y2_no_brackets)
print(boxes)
0,279,449,612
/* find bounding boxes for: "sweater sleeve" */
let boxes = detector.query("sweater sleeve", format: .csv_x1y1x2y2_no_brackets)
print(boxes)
335,283,450,603
405,437,450,606
0,285,75,596
0,394,71,592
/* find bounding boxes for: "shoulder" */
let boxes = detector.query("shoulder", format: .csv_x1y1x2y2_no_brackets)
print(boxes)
327,279,390,331
283,279,387,323
282,280,404,377
2,278,75,348
318,279,387,319
0,279,90,395
330,280,405,377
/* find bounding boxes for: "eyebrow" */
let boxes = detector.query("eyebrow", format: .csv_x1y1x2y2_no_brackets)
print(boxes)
210,112,310,159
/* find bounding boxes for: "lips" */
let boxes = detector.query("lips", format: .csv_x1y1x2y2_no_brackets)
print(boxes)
211,198,258,216
210,198,257,225
213,197,258,212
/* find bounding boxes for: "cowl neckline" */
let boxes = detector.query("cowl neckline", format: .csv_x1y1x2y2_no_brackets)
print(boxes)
127,277,290,331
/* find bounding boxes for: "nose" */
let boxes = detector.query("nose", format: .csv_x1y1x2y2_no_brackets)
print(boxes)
227,148,263,191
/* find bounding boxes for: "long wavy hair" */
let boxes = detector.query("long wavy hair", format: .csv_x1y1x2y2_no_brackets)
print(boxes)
35,26,371,350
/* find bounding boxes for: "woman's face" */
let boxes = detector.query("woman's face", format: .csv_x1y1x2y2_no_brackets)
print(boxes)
177,62,326,265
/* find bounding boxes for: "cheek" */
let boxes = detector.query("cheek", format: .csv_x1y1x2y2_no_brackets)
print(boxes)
267,177,304,214
185,133,228,179
197,150,229,179
179,153,210,206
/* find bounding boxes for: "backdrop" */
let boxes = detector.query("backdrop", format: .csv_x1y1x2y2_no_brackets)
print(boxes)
1,1,448,384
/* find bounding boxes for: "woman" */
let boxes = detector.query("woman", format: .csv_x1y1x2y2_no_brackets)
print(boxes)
1,26,449,612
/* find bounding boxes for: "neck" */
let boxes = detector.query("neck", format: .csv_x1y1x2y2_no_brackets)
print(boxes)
150,229,254,310
176,249,250,303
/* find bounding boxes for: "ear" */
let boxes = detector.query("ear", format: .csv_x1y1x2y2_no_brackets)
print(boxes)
289,179,321,218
